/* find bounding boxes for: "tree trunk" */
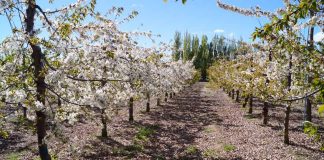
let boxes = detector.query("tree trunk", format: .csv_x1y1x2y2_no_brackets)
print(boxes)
284,105,291,144
235,90,239,102
36,111,50,160
129,97,134,122
146,93,150,112
248,95,253,114
231,89,235,99
284,53,292,145
26,1,51,159
164,92,168,102
263,102,269,125
19,103,27,119
101,109,108,138
243,96,249,108
304,9,314,123
304,98,312,122
157,98,161,106
169,92,172,99
23,107,27,119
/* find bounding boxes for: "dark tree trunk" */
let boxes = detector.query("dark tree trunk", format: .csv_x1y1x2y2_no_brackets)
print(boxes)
26,1,51,159
19,103,27,119
129,97,134,122
304,98,312,122
243,96,249,108
101,109,108,138
23,107,27,119
248,95,253,114
36,111,50,160
169,92,172,99
146,93,150,112
263,102,269,125
263,48,273,126
284,53,293,145
231,89,235,99
284,105,291,144
235,90,239,102
157,98,160,106
304,12,314,123
164,92,168,102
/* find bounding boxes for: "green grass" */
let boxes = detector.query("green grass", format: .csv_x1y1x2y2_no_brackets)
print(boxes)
112,144,144,157
185,145,199,154
223,144,236,152
135,125,157,142
6,152,20,160
243,114,257,119
203,127,214,133
125,143,144,152
202,149,219,158
32,153,58,160
114,125,160,157
153,155,166,160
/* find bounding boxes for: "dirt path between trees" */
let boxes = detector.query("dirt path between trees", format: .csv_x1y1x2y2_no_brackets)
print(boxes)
1,82,323,159
84,82,323,159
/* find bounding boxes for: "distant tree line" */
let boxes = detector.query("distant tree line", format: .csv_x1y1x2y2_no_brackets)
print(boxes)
172,31,244,81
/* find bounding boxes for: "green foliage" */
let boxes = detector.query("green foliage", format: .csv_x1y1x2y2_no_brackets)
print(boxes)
124,125,159,156
172,32,240,82
182,31,192,61
223,144,236,152
303,121,320,141
303,121,324,151
59,23,72,39
135,126,157,142
172,31,182,61
318,104,324,117
185,145,198,154
6,152,20,160
202,149,218,158
194,35,209,81
105,51,115,59
188,70,201,85
0,129,9,139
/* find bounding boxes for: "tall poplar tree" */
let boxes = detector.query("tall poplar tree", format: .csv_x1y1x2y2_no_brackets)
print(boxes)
172,31,182,61
183,31,192,61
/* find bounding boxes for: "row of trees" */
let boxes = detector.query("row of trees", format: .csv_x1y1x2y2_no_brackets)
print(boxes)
209,0,323,148
172,31,243,80
0,0,197,159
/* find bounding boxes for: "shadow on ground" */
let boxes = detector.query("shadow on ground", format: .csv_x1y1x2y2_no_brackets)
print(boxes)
81,83,236,159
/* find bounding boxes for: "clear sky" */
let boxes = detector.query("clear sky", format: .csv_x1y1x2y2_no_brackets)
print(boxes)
0,0,288,46
102,0,285,45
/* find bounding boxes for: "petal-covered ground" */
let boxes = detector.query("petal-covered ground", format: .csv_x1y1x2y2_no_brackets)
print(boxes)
1,82,324,159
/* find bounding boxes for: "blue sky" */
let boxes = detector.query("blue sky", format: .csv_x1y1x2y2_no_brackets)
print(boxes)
0,0,287,46
102,0,284,45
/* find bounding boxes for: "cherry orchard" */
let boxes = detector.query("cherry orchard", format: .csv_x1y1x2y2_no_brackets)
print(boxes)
209,0,323,146
0,0,196,159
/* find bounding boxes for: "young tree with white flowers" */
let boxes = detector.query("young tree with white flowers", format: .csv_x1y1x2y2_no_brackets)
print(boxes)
0,1,197,159
209,0,324,145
